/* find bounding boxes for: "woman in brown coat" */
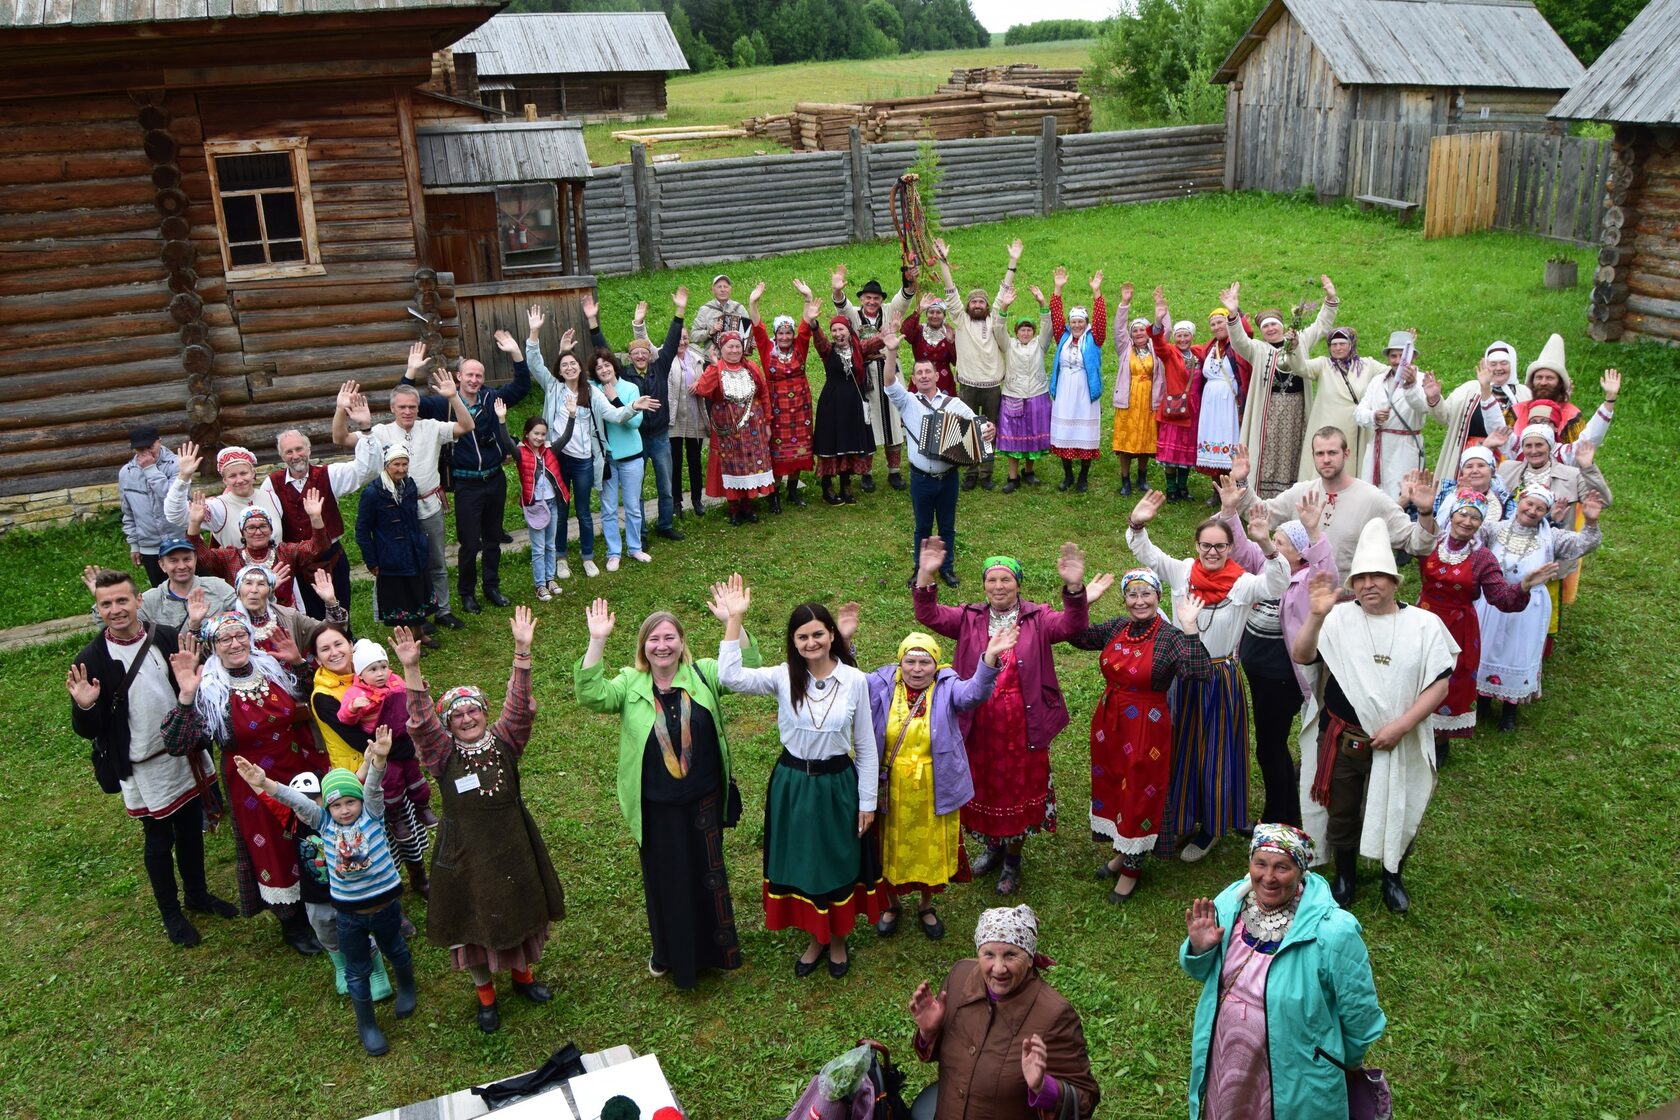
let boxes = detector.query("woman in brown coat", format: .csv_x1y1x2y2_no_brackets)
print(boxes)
909,905,1099,1119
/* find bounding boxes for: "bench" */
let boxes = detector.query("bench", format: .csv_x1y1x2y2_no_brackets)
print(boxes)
1355,194,1420,225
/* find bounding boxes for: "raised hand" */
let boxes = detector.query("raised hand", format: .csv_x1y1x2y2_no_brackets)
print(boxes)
1119,281,1134,305
176,441,201,480
1307,571,1338,618
268,626,302,668
1219,281,1240,310
633,300,648,324
187,490,207,532
1297,489,1324,537
233,754,268,794
1185,897,1225,954
1581,489,1605,521
494,329,521,357
1028,284,1045,305
1214,472,1242,517
493,397,508,423
171,643,204,703
1083,571,1115,606
917,536,947,580
1020,1034,1049,1095
1089,269,1103,294
1321,273,1337,301
391,626,423,668
932,237,950,263
749,281,767,303
347,392,372,428
66,663,101,708
336,381,357,413
717,571,751,619
1574,440,1596,470
791,278,813,299
836,600,860,645
581,293,599,321
1475,358,1493,394
996,284,1016,311
1052,265,1068,292
673,286,689,315
559,327,577,353
585,596,615,641
986,621,1021,661
406,341,428,376
830,263,846,291
1007,237,1023,262
310,568,337,606
1602,367,1621,401
1523,561,1560,591
184,586,210,631
1153,284,1168,320
1230,444,1251,484
433,365,458,399
1245,502,1271,544
510,604,537,652
303,487,324,521
1130,489,1167,527
1483,425,1512,450
1174,591,1206,633
528,304,546,334
1056,541,1086,589
366,725,393,769
908,980,946,1036
270,561,292,588
81,564,100,596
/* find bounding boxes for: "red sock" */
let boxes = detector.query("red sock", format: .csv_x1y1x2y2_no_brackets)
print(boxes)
511,966,534,985
476,982,497,1006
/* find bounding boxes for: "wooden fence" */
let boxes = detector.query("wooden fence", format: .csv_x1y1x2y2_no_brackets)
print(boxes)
1423,131,1501,239
1344,120,1449,206
582,120,1226,275
1491,131,1611,246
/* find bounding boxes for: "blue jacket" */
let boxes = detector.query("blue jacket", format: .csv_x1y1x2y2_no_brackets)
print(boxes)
354,477,429,576
1180,872,1386,1120
863,661,997,815
1050,327,1103,402
118,447,185,552
403,361,531,475
593,377,646,462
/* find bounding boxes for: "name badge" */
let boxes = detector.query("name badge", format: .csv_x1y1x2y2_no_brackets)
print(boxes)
455,772,481,794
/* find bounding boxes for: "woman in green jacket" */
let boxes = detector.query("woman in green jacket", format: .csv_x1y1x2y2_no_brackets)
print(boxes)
574,586,760,990
1180,824,1386,1120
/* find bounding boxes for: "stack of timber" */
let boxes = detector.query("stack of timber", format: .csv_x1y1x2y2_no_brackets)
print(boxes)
740,113,795,147
788,84,1089,150
948,65,1084,93
1592,125,1680,345
611,124,746,144
1056,125,1227,209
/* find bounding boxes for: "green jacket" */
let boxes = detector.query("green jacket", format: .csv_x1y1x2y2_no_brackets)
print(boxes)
574,632,760,845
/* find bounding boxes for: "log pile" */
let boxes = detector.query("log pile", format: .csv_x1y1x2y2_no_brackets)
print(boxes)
740,113,795,146
1591,124,1680,346
948,64,1084,92
786,84,1090,151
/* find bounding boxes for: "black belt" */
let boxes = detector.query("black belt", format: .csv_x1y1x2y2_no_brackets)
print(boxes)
910,464,951,479
453,467,502,480
777,749,854,775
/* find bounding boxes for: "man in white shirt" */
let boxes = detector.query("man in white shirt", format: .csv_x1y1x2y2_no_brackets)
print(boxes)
334,362,474,629
931,236,1014,491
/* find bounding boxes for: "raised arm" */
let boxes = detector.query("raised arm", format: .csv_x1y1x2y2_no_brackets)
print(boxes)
491,607,537,756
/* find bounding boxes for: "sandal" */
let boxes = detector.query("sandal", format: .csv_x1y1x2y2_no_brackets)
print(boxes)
917,907,945,941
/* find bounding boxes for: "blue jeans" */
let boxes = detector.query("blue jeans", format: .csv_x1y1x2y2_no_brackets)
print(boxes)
558,453,595,562
528,497,560,585
336,898,411,1003
600,455,645,556
642,432,674,530
909,466,959,577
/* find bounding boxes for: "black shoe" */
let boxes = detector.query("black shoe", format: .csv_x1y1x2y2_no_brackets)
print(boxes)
1119,480,1132,497
839,490,856,505
859,473,876,493
794,952,822,979
422,621,438,635
823,492,843,506
1096,857,1120,880
875,908,901,937
1498,704,1519,732
1001,478,1020,494
656,526,685,541
1058,468,1074,492
1075,477,1089,493
940,569,960,589
787,483,807,507
418,634,441,651
1332,848,1358,908
282,922,324,957
435,612,465,630
497,530,515,545
962,475,978,492
512,977,552,1003
1024,470,1042,486
827,945,851,979
184,892,237,919
727,508,744,526
769,493,783,514
744,508,760,523
392,959,417,1019
162,911,201,948
483,589,510,608
1434,739,1450,768
476,1000,501,1033
690,500,705,517
1380,870,1411,914
918,908,946,940
461,594,483,614
979,476,995,490
352,997,389,1056
1476,695,1492,722
888,472,906,491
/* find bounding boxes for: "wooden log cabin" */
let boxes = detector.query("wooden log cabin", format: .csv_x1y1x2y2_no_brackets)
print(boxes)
450,11,689,123
1550,0,1680,347
0,0,598,528
1214,0,1584,196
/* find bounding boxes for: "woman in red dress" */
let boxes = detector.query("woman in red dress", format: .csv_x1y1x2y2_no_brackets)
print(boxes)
162,612,330,953
1073,568,1214,902
694,329,777,526
749,281,818,513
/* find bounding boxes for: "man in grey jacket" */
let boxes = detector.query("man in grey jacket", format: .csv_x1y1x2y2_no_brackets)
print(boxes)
119,425,185,586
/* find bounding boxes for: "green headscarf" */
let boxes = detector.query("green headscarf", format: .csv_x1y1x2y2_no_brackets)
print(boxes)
982,555,1023,584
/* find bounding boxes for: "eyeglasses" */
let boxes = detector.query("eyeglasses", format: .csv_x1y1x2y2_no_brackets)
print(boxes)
1196,542,1230,554
214,631,249,646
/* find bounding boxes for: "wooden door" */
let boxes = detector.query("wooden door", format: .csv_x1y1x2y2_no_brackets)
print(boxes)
424,191,500,285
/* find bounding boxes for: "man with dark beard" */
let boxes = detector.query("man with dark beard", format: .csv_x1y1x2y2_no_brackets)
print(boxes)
931,236,1016,491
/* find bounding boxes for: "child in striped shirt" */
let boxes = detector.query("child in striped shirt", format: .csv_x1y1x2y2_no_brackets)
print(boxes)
235,727,416,1057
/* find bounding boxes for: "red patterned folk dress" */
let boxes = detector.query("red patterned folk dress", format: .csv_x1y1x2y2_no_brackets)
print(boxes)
695,359,777,499
752,320,815,476
959,649,1055,840
1417,538,1528,738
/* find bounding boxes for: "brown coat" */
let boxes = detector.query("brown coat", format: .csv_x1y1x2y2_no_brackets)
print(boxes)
919,959,1099,1120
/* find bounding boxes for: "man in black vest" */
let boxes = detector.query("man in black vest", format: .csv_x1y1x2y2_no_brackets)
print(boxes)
67,570,232,947
268,420,380,618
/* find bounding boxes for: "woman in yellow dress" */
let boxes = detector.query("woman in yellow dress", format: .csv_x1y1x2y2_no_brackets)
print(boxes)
1112,299,1165,497
839,608,1018,939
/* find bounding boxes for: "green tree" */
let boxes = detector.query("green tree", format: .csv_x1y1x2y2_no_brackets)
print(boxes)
749,29,773,67
1003,18,1103,45
731,33,757,67
863,0,904,44
1087,0,1259,123
1531,0,1647,65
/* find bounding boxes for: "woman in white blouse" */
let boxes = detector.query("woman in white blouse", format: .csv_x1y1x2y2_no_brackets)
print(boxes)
1125,490,1289,863
717,574,886,980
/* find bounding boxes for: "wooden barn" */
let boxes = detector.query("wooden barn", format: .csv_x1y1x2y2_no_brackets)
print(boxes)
1551,0,1680,347
451,11,690,121
0,0,597,526
1214,0,1584,195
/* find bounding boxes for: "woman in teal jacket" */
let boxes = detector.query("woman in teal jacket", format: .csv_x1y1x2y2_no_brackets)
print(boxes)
574,586,760,990
1180,824,1385,1120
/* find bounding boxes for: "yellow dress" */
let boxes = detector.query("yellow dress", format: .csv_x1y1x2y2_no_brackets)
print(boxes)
880,678,963,891
1112,349,1159,454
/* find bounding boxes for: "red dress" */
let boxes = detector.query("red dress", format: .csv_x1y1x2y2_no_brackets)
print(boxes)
695,360,776,499
1152,330,1199,468
903,311,958,396
752,320,815,475
224,677,329,909
1418,541,1528,738
960,649,1055,840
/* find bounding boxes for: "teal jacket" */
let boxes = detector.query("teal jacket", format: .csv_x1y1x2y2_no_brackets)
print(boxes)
574,632,759,845
594,377,645,462
1179,872,1386,1120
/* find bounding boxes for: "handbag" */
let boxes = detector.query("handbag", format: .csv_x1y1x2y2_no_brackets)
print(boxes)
722,777,743,828
521,499,551,531
1315,1047,1393,1120
1162,391,1191,420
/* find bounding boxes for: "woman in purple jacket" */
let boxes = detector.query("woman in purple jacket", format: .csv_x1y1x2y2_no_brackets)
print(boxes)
838,607,1019,939
913,537,1093,895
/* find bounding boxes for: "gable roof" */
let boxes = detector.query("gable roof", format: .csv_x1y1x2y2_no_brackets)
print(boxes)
1,0,500,29
1550,0,1680,124
1215,0,1583,89
453,11,689,77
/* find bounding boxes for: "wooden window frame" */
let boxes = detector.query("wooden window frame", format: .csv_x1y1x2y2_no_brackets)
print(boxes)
203,137,325,282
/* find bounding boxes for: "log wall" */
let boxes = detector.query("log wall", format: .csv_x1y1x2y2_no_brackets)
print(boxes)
583,165,642,275
1592,125,1680,347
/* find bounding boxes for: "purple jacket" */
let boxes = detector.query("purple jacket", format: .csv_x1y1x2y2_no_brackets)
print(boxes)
912,582,1089,750
866,660,999,816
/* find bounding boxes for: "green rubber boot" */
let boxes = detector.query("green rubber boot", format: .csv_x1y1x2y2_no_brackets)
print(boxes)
327,950,348,996
368,953,393,1002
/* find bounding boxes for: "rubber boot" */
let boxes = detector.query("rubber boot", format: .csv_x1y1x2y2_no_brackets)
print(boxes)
368,950,393,1002
1331,848,1358,907
821,476,839,505
1498,701,1519,732
1433,735,1450,769
787,475,807,507
768,490,783,514
352,998,389,1056
1136,460,1150,492
1381,845,1414,914
327,949,349,996
1059,459,1075,491
391,958,417,1019
1076,460,1090,492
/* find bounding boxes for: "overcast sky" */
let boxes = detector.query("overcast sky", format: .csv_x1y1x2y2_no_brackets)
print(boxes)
969,0,1118,33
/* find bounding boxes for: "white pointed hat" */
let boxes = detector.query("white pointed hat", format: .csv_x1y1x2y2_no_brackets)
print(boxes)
1344,517,1400,589
1524,332,1570,396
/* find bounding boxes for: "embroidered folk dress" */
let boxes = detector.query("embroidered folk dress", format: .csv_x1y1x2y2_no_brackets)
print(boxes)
1193,340,1244,476
1475,519,1601,705
1074,615,1213,853
1048,295,1107,461
810,329,876,477
879,679,965,894
1153,329,1199,469
751,321,815,476
1112,346,1161,455
694,359,776,498
1412,534,1529,737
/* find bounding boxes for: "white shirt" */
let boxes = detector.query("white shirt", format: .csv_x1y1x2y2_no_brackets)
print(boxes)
1124,526,1289,659
885,380,977,475
164,478,284,548
716,638,878,810
265,440,382,540
109,637,197,816
370,418,457,519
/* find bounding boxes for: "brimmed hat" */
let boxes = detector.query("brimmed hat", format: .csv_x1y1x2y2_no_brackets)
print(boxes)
1384,331,1412,353
159,537,194,557
1345,518,1400,587
625,336,654,356
855,279,887,298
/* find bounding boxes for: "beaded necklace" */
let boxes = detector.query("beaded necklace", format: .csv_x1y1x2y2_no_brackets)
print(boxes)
1436,535,1474,567
452,730,507,797
227,666,271,703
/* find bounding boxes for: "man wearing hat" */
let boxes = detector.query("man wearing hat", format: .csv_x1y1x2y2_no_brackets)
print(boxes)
1290,518,1458,913
832,263,913,490
1427,351,1512,486
689,273,753,358
1352,329,1429,502
118,424,184,586
138,537,237,630
930,236,1018,490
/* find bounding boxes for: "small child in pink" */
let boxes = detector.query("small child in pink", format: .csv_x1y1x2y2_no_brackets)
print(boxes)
341,641,437,881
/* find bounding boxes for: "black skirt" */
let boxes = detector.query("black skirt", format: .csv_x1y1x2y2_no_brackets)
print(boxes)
813,357,876,459
640,787,741,989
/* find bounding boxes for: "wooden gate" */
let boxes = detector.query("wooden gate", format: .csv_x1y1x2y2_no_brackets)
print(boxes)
1424,131,1501,239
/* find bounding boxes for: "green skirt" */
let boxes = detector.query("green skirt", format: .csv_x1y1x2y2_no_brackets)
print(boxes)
762,752,887,940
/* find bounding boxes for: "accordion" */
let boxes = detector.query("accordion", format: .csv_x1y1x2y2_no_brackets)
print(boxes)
916,409,986,466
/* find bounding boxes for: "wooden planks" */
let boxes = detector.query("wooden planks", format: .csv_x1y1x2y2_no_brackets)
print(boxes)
1423,130,1499,239
1489,131,1610,245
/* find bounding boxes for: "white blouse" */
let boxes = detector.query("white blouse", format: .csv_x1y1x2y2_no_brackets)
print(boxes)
1125,526,1290,659
717,638,878,810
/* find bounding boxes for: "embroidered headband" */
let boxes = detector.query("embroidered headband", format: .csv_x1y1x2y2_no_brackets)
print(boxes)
437,685,488,722
1208,306,1231,322
1172,320,1195,335
234,563,277,589
1119,567,1162,596
771,315,795,333
1446,487,1489,523
1128,317,1151,332
1067,306,1089,322
383,442,411,465
1516,482,1555,508
215,446,256,473
203,611,250,642
238,506,271,530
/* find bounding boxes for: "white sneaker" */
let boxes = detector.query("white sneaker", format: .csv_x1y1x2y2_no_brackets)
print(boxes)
583,560,600,577
535,586,552,602
630,550,652,563
1179,836,1219,863
606,555,621,572
554,566,569,583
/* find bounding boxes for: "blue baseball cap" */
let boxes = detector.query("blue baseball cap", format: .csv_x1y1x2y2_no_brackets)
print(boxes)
158,537,195,556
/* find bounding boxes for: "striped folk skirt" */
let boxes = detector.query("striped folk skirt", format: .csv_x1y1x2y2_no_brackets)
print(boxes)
762,752,889,943
1156,658,1250,857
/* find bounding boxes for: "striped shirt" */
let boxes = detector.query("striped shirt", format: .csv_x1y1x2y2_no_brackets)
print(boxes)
271,764,403,910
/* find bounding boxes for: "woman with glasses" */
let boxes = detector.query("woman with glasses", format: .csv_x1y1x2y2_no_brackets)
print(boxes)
1124,490,1288,862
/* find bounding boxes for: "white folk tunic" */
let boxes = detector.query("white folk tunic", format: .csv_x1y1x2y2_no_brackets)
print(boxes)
1297,354,1384,482
1196,348,1242,473
1354,370,1428,501
1474,520,1600,703
1050,331,1102,452
1124,527,1289,659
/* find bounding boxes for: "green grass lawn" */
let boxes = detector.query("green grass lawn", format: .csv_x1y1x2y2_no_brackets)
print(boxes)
5,194,1678,1119
580,41,1099,166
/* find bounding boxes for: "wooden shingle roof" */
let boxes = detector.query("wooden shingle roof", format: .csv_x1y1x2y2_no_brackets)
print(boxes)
1550,0,1680,125
1215,0,1583,89
453,11,689,77
416,120,591,187
1,0,501,28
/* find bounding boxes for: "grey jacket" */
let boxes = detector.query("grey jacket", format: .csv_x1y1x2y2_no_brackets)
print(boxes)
119,448,186,552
